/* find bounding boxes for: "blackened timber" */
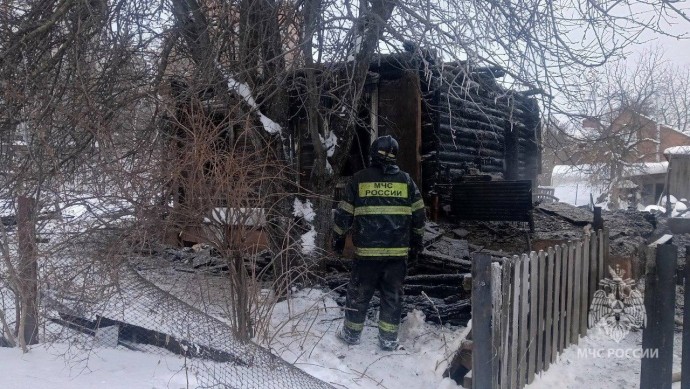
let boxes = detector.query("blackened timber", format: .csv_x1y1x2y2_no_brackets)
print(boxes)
405,273,468,284
431,133,504,150
424,165,504,179
420,249,472,269
435,148,505,160
437,122,505,140
404,284,464,297
438,103,511,126
96,316,248,365
435,127,505,145
405,296,471,325
326,273,470,291
505,127,519,180
51,314,247,365
422,156,504,168
438,114,506,134
437,95,511,122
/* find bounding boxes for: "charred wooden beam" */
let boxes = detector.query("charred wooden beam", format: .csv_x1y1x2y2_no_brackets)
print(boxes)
51,312,247,365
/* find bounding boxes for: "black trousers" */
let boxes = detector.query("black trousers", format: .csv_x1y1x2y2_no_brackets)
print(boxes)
343,258,406,341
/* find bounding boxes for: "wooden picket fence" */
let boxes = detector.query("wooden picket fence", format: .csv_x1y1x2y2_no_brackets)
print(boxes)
471,229,609,389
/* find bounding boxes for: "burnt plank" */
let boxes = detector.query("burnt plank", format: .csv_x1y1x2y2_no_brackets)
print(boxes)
537,202,593,227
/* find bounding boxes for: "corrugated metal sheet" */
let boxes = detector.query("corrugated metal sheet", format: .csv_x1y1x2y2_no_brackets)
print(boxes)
450,180,533,227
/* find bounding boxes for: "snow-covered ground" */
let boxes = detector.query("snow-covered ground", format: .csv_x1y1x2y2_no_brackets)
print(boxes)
261,289,467,389
1,193,684,389
0,288,467,389
1,288,685,389
0,343,195,389
527,327,682,389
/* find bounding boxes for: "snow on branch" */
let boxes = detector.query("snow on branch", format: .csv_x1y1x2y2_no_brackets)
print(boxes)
319,130,338,174
227,78,281,135
293,198,316,255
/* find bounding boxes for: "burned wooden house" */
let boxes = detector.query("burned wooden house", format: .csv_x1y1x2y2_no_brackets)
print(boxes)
294,52,542,222
165,51,542,247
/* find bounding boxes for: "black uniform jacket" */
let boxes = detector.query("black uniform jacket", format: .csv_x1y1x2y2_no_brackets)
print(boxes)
333,164,425,259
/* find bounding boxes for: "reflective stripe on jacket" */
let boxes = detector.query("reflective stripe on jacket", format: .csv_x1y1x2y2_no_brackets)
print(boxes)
333,165,425,259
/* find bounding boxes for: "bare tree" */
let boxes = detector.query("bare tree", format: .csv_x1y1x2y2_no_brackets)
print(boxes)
163,0,690,250
0,0,164,350
544,48,690,208
658,64,690,134
1,0,689,351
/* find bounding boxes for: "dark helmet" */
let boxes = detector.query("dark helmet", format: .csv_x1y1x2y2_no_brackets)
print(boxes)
370,135,399,165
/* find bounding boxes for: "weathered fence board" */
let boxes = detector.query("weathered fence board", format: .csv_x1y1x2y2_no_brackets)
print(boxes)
565,242,574,348
598,230,605,283
680,246,690,389
571,242,582,344
527,251,539,384
551,245,562,364
589,232,599,310
472,253,494,389
536,250,546,373
518,253,530,388
558,244,568,352
544,247,555,370
499,257,513,389
479,229,607,389
509,255,521,388
491,262,502,389
579,233,591,337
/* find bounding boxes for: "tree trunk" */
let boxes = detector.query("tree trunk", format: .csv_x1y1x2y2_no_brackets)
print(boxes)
17,196,38,348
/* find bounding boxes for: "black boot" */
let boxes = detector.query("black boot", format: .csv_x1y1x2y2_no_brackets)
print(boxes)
337,327,361,345
378,335,399,351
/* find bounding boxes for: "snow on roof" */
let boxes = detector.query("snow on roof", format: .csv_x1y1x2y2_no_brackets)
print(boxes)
553,163,668,180
623,161,668,177
550,163,669,207
551,165,595,185
661,123,690,139
664,146,690,155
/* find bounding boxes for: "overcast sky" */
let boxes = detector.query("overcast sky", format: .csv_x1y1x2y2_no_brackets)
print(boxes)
629,14,690,67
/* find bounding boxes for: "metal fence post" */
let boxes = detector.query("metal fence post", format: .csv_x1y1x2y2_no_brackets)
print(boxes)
641,240,677,389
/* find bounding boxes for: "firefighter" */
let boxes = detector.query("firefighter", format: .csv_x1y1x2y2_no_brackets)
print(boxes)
332,135,426,351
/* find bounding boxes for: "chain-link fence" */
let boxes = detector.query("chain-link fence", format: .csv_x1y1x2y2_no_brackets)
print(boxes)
0,197,335,389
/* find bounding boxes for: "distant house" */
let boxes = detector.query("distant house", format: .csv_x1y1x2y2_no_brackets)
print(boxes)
664,146,690,202
582,109,690,164
551,109,690,207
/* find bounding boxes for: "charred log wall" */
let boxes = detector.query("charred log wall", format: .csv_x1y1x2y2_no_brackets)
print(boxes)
420,62,541,194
